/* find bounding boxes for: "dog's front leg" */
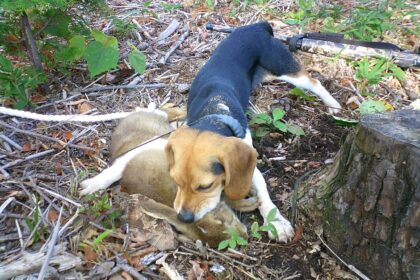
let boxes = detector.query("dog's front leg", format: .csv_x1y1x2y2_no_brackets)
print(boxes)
80,139,167,195
253,168,294,242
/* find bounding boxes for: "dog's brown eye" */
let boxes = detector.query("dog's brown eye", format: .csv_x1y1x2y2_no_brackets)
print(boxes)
196,183,212,191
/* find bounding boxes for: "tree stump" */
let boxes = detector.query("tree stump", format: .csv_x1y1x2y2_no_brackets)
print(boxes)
297,110,419,280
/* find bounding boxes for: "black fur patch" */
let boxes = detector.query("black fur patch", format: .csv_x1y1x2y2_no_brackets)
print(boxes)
211,162,225,175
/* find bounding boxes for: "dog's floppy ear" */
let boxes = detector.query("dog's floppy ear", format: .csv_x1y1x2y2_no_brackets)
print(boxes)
165,142,175,170
219,138,257,201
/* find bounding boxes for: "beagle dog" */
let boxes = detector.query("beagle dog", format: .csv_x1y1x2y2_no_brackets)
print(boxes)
81,22,341,243
164,22,341,242
83,110,254,247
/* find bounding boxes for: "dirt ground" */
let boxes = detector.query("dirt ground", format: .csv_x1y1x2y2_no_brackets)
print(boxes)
1,0,419,279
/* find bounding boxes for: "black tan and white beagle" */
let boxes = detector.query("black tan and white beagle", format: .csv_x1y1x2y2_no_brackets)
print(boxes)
81,22,341,243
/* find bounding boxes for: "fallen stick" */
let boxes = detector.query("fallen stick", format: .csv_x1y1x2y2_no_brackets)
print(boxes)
156,19,180,45
159,28,190,65
0,121,96,151
0,243,82,280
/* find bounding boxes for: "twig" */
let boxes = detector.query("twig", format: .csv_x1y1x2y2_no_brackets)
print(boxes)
58,210,79,237
317,234,371,280
0,197,15,215
0,134,23,151
15,219,24,248
160,262,184,280
159,28,190,65
78,83,170,93
156,19,180,45
227,248,258,261
35,186,82,208
1,149,55,172
206,247,253,269
117,258,148,280
0,120,96,152
38,206,63,280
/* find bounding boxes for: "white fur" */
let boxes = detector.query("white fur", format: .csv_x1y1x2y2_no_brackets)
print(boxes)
252,168,294,242
79,139,167,195
242,130,294,242
217,103,230,112
278,74,341,114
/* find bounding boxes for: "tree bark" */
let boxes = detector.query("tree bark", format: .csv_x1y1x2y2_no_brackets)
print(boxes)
297,110,419,280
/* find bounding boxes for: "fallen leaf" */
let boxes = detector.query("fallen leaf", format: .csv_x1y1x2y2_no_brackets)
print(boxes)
82,245,98,262
187,260,205,280
64,131,73,141
78,102,92,114
55,162,63,175
48,209,59,222
292,224,303,243
308,161,321,169
22,143,31,152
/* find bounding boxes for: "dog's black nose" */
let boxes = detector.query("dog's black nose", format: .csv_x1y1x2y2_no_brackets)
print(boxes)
177,209,194,223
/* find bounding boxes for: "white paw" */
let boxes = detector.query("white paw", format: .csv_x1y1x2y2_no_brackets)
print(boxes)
266,214,294,243
326,100,342,115
79,177,107,196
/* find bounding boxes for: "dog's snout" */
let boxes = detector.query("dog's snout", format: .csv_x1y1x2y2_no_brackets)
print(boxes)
177,209,194,223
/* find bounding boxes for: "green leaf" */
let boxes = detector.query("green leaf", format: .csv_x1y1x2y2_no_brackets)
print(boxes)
91,30,118,48
92,229,113,247
266,208,277,223
236,237,248,246
228,238,237,249
128,49,146,74
0,54,13,72
273,120,288,132
358,99,389,114
218,240,229,250
289,87,316,101
255,127,270,138
44,10,71,38
333,116,359,126
251,221,262,238
84,41,118,77
267,223,278,237
249,113,272,125
56,35,86,62
272,108,286,121
286,124,305,136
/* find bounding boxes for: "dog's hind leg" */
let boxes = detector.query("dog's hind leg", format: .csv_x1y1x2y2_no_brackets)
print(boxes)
278,69,341,114
257,38,341,114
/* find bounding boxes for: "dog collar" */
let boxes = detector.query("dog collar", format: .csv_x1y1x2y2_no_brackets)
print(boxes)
188,114,246,138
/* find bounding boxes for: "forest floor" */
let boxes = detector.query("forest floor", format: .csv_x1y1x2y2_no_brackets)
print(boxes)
0,0,419,279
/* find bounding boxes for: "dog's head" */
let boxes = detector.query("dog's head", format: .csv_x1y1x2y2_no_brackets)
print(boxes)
165,127,257,223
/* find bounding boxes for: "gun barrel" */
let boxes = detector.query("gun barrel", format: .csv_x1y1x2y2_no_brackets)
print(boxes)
299,38,420,68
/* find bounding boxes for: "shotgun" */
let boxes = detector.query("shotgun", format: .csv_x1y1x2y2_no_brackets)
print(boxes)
206,23,420,68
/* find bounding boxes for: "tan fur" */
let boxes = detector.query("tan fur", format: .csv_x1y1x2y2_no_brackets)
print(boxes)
165,127,257,219
111,109,250,246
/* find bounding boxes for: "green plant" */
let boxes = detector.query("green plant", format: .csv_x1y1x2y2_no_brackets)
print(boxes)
92,229,113,248
249,108,305,138
25,194,46,243
357,99,392,114
354,57,405,94
250,208,278,239
218,228,248,250
0,54,46,108
289,87,316,101
81,194,112,217
161,2,183,12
